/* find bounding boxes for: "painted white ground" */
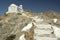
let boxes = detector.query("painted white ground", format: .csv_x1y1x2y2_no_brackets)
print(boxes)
33,22,57,40
19,34,26,40
33,22,52,29
19,17,59,40
52,26,60,38
34,36,57,40
32,16,43,22
34,29,53,35
21,22,32,32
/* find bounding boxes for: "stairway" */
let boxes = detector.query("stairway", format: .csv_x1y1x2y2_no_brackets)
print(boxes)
34,23,58,40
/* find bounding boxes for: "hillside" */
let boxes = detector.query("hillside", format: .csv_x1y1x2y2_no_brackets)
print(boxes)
0,10,60,40
0,13,32,40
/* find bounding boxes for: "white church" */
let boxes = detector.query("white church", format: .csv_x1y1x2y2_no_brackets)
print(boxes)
6,4,23,14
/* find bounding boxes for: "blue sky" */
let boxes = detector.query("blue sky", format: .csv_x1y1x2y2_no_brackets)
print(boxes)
0,0,60,15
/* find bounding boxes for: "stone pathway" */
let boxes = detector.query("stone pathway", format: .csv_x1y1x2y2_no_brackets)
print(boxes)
34,22,58,40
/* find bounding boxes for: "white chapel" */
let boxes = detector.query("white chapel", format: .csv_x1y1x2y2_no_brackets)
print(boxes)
6,4,23,14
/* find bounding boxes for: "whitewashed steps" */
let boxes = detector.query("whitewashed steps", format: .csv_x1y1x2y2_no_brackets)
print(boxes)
34,23,58,40
34,36,57,40
34,34,55,37
35,24,52,29
34,28,53,35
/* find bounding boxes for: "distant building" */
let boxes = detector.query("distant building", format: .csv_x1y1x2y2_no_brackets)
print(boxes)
53,18,57,23
6,4,23,14
18,5,23,13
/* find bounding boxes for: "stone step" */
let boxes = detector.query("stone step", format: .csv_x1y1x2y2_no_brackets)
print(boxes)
34,36,57,40
35,28,52,30
34,24,52,29
34,29,53,34
34,34,55,37
36,26,52,29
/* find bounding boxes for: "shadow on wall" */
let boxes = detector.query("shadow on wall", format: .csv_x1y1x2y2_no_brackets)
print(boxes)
6,34,16,40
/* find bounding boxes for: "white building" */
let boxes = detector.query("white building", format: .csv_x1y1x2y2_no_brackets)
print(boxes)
6,4,23,14
18,5,23,13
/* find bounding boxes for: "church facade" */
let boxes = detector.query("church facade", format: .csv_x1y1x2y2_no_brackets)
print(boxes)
6,4,23,14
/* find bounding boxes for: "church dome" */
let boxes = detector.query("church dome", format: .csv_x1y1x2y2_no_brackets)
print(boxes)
10,4,17,7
